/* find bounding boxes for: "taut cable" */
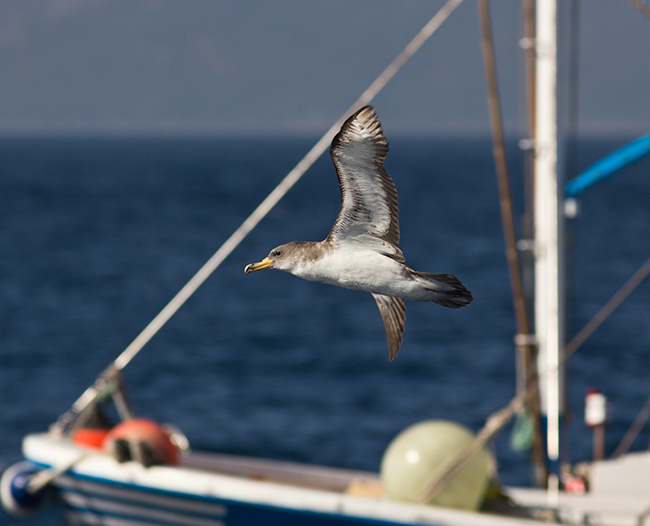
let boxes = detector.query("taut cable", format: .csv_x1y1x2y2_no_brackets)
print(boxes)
54,0,465,433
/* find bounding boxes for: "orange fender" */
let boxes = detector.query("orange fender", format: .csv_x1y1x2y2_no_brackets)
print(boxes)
103,418,179,466
73,428,110,449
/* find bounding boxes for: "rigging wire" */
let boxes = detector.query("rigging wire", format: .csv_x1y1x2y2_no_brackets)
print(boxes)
612,395,650,459
419,253,650,503
112,0,465,374
566,0,581,182
54,0,465,433
561,255,650,361
627,0,650,23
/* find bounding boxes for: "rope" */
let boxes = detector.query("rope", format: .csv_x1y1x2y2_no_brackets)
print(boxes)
417,254,650,503
26,452,91,495
627,0,650,23
562,255,650,361
54,0,465,432
416,391,526,503
612,395,650,459
113,0,465,373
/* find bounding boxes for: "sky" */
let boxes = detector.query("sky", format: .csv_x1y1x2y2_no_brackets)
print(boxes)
0,0,649,137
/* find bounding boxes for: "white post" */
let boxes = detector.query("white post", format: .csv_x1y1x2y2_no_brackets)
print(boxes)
534,0,565,463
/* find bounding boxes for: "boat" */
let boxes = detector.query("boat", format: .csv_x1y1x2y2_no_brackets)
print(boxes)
3,1,650,525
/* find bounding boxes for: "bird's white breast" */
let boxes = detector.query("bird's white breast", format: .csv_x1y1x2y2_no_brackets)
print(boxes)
291,244,417,297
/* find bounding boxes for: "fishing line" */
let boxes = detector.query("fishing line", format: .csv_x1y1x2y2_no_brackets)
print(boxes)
55,0,466,432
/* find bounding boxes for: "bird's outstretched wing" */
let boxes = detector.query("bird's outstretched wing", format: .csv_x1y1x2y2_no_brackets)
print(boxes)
327,106,403,262
372,293,406,360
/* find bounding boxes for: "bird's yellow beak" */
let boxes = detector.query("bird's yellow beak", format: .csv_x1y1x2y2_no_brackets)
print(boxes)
244,257,273,274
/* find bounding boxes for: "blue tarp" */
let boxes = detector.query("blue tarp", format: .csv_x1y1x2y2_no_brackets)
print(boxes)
565,132,650,197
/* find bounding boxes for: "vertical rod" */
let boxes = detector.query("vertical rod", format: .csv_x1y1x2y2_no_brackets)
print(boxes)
535,0,564,465
522,0,549,488
477,0,526,341
521,0,536,250
523,0,537,148
477,0,545,487
592,425,605,461
566,0,580,180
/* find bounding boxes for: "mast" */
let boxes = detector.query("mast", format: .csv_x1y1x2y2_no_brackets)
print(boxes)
534,0,565,476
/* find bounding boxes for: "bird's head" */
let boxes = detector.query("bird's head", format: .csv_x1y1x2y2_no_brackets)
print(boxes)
244,242,310,274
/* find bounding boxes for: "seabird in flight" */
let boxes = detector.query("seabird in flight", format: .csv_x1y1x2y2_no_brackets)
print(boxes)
245,106,472,360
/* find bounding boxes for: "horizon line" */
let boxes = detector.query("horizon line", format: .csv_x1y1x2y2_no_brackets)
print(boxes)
0,119,646,141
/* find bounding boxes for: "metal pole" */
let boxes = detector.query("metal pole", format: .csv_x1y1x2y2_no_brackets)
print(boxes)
535,0,565,470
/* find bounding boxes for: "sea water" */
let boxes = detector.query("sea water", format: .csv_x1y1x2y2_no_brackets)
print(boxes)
1,135,649,525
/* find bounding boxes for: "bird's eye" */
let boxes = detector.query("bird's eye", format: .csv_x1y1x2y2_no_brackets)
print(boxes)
272,250,282,257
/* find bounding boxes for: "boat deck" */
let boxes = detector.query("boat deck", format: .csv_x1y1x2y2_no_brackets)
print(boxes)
182,449,383,494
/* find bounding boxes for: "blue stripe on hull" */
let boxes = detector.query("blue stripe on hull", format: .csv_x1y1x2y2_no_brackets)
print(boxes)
59,489,224,526
30,463,416,526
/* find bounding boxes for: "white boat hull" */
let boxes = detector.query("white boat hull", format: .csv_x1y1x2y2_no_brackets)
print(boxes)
22,433,541,526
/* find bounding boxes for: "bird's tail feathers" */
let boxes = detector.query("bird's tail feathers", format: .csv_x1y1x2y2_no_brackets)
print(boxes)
410,270,474,308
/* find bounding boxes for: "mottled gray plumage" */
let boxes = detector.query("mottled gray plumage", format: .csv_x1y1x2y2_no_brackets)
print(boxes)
245,106,472,360
327,106,402,255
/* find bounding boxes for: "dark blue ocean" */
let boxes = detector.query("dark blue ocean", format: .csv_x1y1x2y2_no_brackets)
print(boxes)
1,135,649,525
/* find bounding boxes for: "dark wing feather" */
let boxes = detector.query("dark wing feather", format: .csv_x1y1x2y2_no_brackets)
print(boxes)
372,293,406,360
327,106,403,261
